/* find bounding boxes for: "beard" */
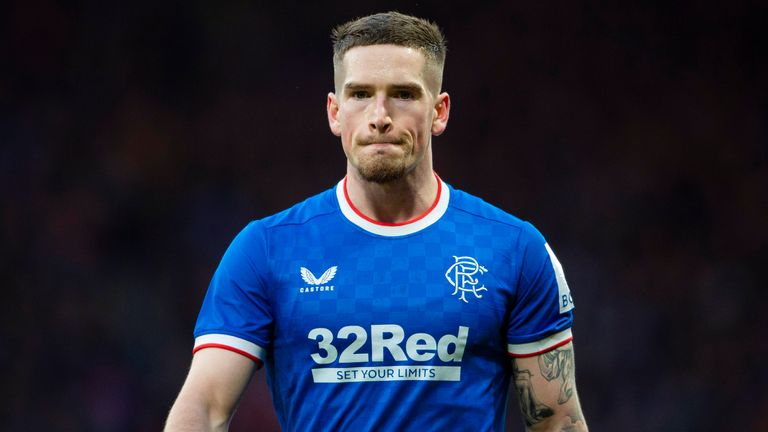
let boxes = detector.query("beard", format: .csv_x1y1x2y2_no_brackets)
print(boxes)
351,141,415,183
355,154,410,183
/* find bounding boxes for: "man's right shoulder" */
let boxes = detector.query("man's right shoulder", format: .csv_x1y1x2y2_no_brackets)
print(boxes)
251,185,339,231
226,186,339,257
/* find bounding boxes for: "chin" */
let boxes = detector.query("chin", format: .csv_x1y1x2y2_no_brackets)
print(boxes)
363,172,406,184
356,160,409,183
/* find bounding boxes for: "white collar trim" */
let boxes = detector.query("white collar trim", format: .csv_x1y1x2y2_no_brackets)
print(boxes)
335,177,450,237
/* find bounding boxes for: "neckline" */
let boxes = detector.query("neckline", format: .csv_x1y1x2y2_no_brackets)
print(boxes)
335,174,450,237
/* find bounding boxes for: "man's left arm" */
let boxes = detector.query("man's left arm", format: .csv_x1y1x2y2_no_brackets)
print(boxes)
511,341,588,432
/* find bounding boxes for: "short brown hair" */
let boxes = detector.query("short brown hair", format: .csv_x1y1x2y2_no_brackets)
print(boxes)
331,12,447,68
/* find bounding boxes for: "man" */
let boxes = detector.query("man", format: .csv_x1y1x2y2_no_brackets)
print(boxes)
166,11,588,432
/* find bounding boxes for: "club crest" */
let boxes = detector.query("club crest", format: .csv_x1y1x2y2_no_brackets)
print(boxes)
445,256,488,303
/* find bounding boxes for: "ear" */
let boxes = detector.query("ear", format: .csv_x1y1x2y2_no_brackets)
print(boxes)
327,92,342,136
431,92,450,136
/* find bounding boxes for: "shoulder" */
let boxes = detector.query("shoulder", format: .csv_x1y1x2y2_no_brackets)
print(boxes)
246,185,339,232
447,184,544,243
224,186,338,255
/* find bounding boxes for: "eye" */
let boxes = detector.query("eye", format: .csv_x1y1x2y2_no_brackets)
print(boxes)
351,91,369,100
395,90,414,100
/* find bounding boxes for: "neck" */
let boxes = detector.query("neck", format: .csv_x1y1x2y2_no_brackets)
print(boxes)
344,166,439,224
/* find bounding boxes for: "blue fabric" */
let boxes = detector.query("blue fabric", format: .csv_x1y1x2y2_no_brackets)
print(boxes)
194,182,574,432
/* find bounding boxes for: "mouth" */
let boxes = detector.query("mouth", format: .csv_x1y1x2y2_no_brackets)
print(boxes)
363,142,404,155
360,138,403,146
367,142,400,147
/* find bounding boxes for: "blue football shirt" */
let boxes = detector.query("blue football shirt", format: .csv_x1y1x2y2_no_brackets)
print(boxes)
194,175,575,431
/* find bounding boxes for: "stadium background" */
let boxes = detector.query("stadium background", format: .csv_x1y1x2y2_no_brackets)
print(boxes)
2,1,766,431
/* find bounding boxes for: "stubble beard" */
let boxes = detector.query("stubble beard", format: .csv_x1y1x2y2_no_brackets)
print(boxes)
353,144,413,184
356,156,408,183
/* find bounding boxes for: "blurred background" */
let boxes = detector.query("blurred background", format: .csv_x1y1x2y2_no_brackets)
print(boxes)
2,1,766,431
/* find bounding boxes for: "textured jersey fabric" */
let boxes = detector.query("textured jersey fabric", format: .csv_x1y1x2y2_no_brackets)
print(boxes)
194,176,575,432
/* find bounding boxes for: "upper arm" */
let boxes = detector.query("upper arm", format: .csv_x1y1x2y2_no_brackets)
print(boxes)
511,342,587,432
505,225,586,430
166,348,257,431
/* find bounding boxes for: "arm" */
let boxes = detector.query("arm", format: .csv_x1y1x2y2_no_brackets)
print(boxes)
511,341,588,432
165,348,257,432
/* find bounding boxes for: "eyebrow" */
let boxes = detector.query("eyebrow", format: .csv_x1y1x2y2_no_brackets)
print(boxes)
343,82,424,92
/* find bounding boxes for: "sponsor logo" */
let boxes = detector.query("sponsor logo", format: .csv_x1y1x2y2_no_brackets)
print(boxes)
544,244,575,314
299,266,337,294
308,324,469,383
445,256,488,303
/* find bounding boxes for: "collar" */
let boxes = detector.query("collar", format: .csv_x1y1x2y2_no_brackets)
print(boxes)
335,173,450,236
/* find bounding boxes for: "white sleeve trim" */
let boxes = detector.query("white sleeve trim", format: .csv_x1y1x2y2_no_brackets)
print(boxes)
507,328,573,357
193,334,266,364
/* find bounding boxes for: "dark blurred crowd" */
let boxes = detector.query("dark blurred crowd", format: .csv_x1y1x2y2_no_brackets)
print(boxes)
2,1,766,431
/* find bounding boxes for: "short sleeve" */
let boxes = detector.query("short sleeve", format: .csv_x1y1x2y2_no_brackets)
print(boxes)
193,221,273,366
506,222,575,357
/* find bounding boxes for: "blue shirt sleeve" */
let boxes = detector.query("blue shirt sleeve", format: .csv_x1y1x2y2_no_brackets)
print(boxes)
506,222,574,356
193,221,273,360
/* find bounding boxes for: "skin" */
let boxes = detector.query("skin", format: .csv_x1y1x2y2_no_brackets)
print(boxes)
327,44,450,223
512,342,588,431
165,348,255,431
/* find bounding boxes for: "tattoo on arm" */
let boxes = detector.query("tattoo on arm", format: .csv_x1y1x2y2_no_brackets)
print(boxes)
538,347,575,404
565,414,586,429
512,361,554,427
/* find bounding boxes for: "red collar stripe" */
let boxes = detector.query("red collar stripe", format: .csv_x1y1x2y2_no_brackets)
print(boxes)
342,173,442,227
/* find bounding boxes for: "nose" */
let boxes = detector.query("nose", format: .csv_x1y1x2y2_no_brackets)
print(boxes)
368,95,392,134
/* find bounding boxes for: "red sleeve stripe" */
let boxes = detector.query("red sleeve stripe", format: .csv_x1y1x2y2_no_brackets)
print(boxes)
193,334,266,367
507,328,573,358
193,343,264,367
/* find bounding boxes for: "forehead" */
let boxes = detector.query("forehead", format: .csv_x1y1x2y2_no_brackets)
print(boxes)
338,44,428,86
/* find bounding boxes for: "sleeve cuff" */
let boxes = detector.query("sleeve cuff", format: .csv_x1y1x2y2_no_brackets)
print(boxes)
193,334,266,367
507,328,573,358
